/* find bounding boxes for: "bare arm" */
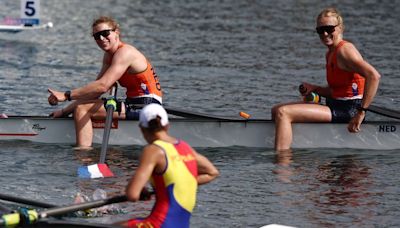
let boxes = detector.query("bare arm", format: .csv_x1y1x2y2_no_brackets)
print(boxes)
125,145,164,202
194,151,219,185
48,46,138,104
338,43,381,109
338,43,381,132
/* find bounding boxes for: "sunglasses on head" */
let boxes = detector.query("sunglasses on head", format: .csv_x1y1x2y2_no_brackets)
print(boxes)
93,29,115,40
315,25,338,35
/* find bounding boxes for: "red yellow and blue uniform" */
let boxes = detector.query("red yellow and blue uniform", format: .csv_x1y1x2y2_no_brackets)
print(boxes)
127,139,198,228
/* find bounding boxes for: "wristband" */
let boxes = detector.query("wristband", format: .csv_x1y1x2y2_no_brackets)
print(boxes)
64,91,72,101
356,106,368,112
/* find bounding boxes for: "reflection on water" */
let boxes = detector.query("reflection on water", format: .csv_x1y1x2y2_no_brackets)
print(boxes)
273,149,294,183
311,155,376,227
315,155,373,206
272,149,382,227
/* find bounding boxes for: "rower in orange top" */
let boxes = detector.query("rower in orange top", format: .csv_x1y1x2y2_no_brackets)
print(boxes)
47,16,162,149
120,104,219,228
271,7,381,151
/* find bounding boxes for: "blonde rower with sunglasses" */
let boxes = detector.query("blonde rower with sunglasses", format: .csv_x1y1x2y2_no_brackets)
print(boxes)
271,7,381,151
47,16,162,149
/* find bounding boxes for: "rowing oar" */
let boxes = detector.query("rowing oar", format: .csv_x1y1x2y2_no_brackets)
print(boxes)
367,104,400,120
0,195,127,227
77,84,118,178
130,104,241,120
0,193,56,208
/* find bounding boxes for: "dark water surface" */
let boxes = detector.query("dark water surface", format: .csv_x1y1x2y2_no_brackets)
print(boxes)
1,0,400,227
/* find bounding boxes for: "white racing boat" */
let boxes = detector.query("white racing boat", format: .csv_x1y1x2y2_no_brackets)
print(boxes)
0,105,399,149
0,21,53,33
0,0,53,33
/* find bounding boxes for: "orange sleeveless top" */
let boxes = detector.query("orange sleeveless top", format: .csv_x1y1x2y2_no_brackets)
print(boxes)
114,43,162,102
326,40,365,99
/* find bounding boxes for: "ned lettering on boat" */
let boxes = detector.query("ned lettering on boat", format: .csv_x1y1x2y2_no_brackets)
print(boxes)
379,125,396,132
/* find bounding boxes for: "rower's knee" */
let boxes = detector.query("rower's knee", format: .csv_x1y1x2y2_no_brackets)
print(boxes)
74,103,91,118
274,105,290,122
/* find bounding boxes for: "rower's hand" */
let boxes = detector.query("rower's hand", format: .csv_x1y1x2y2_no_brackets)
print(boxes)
348,111,365,133
49,109,64,118
48,88,66,106
300,82,317,96
139,188,153,201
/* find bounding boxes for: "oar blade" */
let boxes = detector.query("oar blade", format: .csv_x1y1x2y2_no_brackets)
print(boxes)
77,163,114,179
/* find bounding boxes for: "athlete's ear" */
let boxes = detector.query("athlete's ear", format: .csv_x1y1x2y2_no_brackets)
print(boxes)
164,124,170,131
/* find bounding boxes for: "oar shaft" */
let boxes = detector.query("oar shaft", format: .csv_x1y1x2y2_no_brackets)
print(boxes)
99,84,118,164
367,105,400,120
0,193,56,208
99,105,114,164
113,103,239,120
0,195,127,227
40,195,127,218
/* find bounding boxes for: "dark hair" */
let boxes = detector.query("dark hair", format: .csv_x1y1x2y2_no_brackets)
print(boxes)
146,116,164,132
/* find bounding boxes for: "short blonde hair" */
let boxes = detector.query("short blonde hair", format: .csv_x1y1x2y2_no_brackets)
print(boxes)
317,7,344,30
92,16,120,31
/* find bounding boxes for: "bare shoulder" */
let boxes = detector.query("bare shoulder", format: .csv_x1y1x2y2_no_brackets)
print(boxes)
338,41,363,62
339,42,361,55
117,43,143,57
114,43,147,70
141,143,165,159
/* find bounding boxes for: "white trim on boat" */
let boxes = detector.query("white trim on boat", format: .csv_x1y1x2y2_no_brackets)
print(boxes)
0,116,399,149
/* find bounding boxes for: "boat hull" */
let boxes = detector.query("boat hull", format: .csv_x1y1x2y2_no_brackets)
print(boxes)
0,22,53,33
0,116,399,149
